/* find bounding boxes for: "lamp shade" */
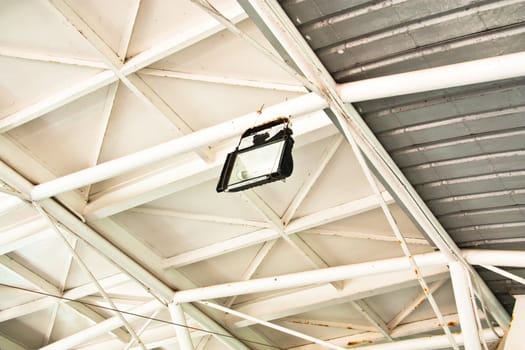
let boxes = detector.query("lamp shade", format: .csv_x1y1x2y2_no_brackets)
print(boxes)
217,117,294,192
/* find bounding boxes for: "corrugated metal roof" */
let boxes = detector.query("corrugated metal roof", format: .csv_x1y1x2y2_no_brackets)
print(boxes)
281,0,525,314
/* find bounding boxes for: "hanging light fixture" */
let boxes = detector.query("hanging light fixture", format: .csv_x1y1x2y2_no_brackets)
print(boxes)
217,117,294,192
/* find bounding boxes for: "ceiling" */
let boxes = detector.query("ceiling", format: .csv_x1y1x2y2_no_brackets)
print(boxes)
0,0,523,349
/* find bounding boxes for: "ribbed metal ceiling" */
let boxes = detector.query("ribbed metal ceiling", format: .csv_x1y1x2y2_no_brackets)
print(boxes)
280,0,525,313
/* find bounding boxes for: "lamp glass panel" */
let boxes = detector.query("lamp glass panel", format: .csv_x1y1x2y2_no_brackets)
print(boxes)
227,140,285,187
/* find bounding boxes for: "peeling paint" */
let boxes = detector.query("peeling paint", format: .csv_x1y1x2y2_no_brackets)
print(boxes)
347,340,372,346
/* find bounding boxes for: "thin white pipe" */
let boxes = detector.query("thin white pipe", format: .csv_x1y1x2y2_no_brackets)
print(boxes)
173,249,525,303
337,51,525,102
337,25,525,79
40,300,162,350
124,310,161,350
30,92,326,200
334,74,458,348
463,250,525,268
0,161,250,350
481,265,525,286
27,51,525,201
449,262,483,350
199,301,348,350
168,303,195,350
346,329,500,350
35,205,148,350
174,251,448,303
247,0,510,332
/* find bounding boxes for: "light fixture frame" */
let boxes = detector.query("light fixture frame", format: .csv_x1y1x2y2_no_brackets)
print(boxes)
216,117,294,193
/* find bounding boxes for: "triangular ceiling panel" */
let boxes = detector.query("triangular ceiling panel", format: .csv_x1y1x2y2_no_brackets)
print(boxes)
321,205,425,240
7,84,115,177
64,240,121,290
0,0,100,60
295,142,377,218
112,210,257,258
297,231,432,267
151,19,301,86
178,243,264,287
127,0,240,59
141,178,264,222
0,308,56,349
253,136,338,217
138,74,304,131
96,82,181,163
63,0,141,60
0,57,103,119
7,235,72,288
0,263,40,310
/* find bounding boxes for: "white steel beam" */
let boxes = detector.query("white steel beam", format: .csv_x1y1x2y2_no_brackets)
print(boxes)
129,207,269,228
40,300,162,350
84,158,219,220
9,50,525,200
337,51,525,102
83,111,334,220
0,255,60,295
163,228,276,268
47,0,213,161
481,265,525,286
172,252,448,303
345,329,499,350
281,319,377,333
140,68,308,93
502,295,525,350
289,314,463,350
42,304,59,347
285,191,393,234
162,193,389,269
30,92,326,201
124,309,161,350
0,192,25,214
224,240,277,307
306,228,429,246
0,161,250,350
168,303,195,350
242,190,342,290
0,46,106,68
282,135,343,226
350,300,393,341
65,302,131,344
228,268,448,328
0,3,246,134
200,301,348,350
238,0,511,332
0,273,128,323
0,218,53,255
173,249,525,304
449,262,483,350
387,279,448,330
36,208,147,350
189,0,314,91
85,81,119,200
0,71,116,133
294,328,500,350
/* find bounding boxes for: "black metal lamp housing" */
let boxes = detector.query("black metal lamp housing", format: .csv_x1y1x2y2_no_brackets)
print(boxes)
217,117,294,193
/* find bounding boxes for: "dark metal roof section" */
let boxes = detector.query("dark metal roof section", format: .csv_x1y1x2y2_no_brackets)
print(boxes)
280,0,525,312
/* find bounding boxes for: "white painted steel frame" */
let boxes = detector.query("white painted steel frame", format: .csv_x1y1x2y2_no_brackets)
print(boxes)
171,250,525,303
0,161,251,350
1,1,524,349
238,0,513,336
449,262,483,350
26,50,525,201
